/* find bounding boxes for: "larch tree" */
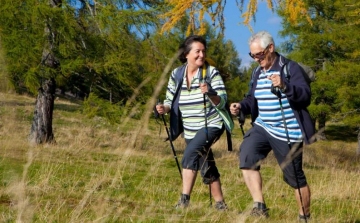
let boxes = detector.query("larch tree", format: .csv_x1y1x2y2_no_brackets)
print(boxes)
160,0,311,35
29,0,62,144
159,0,359,148
0,0,244,128
277,0,360,146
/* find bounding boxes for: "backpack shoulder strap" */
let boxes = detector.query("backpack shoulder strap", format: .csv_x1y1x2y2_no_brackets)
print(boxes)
282,59,313,85
283,60,291,81
278,55,291,81
174,64,186,87
245,65,261,97
169,64,187,141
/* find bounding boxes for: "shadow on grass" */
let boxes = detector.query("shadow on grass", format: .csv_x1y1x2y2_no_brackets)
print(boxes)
0,100,34,107
0,94,82,113
53,94,82,113
323,124,358,142
54,102,81,113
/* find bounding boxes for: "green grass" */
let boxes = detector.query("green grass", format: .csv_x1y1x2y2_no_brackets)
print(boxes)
0,92,359,222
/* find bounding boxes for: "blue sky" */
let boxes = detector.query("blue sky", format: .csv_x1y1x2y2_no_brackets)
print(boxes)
223,1,284,67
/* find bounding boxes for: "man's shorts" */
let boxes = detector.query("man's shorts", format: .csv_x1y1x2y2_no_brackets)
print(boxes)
239,124,307,188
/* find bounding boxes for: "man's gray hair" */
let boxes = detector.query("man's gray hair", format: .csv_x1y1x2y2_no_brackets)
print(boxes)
248,31,275,49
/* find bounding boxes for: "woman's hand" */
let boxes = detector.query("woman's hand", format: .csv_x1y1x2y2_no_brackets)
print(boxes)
156,104,165,115
156,104,169,115
199,83,208,94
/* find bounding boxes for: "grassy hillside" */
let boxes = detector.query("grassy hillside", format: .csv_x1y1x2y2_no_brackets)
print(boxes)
0,92,359,223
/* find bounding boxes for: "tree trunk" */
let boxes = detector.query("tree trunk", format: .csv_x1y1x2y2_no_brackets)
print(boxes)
28,0,62,145
317,112,327,140
29,78,56,144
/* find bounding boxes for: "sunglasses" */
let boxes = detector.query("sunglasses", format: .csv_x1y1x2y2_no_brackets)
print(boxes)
248,44,271,59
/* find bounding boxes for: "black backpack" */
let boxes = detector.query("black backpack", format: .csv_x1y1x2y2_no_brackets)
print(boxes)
247,58,315,96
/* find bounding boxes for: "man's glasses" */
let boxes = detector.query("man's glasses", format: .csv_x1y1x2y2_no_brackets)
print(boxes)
248,44,271,59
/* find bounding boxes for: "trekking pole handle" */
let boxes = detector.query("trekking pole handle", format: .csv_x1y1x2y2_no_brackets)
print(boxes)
155,99,166,114
153,99,161,119
237,110,245,126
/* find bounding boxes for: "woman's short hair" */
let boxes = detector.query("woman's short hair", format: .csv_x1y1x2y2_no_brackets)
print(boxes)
248,31,275,49
178,35,207,63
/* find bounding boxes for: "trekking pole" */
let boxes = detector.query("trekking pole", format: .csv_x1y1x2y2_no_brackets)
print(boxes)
202,66,212,207
237,109,245,136
154,100,182,180
271,85,307,223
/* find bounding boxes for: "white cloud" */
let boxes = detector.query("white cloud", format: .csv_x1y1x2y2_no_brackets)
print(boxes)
241,56,253,68
267,16,281,25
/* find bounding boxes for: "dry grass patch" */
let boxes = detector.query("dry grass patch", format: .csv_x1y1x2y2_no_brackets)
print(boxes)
0,92,359,222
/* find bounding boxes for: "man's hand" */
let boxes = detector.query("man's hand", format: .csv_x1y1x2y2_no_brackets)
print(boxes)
267,73,284,89
230,103,241,116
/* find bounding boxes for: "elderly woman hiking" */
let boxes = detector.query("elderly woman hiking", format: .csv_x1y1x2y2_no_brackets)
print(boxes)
156,35,230,210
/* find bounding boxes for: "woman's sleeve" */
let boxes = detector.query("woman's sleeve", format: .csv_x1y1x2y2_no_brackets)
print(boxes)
209,66,227,109
164,69,177,109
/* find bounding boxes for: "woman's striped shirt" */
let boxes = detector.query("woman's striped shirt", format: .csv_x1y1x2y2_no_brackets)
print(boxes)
164,65,227,139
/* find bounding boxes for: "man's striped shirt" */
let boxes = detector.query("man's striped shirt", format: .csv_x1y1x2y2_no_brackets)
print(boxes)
254,69,303,142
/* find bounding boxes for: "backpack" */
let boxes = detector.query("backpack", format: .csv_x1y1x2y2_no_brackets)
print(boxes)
240,58,315,124
282,61,316,84
172,63,234,151
247,58,315,96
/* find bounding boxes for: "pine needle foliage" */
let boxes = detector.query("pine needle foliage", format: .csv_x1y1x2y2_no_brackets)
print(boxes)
160,0,226,35
0,0,243,124
0,0,172,102
82,92,124,124
160,0,311,35
277,0,360,137
0,0,46,93
279,0,312,25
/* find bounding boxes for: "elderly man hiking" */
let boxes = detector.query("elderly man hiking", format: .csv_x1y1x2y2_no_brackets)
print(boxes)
230,31,315,222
